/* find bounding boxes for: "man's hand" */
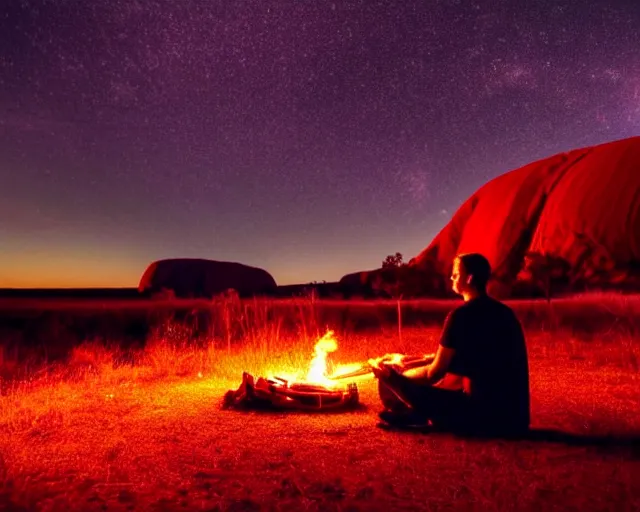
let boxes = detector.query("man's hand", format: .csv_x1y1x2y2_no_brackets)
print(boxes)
370,364,391,380
368,353,404,371
370,361,402,381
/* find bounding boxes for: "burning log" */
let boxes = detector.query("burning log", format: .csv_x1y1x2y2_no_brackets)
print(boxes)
223,372,359,411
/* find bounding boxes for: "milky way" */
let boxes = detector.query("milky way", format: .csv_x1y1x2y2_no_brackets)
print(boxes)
1,0,638,287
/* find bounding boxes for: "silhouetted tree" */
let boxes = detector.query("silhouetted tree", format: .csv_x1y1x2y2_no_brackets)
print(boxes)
377,252,407,341
374,252,441,298
376,253,405,298
382,252,404,269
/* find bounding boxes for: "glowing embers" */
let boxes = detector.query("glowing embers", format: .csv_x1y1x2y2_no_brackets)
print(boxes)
224,330,361,411
223,371,359,411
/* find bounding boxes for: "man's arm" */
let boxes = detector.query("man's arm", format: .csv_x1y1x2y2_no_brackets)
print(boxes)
403,345,455,385
404,307,462,385
373,308,461,386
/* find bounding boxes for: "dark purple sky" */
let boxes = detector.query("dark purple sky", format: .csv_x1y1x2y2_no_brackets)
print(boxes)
1,0,638,287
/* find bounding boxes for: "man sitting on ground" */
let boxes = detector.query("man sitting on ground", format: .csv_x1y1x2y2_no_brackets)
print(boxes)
373,253,530,436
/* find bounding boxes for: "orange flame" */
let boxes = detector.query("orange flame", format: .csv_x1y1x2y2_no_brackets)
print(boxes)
305,330,338,384
270,330,384,388
269,330,343,387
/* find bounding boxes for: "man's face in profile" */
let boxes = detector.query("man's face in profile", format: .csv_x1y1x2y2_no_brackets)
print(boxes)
451,258,473,296
451,258,465,295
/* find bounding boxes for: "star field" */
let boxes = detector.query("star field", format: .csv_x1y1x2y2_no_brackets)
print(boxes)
1,0,638,287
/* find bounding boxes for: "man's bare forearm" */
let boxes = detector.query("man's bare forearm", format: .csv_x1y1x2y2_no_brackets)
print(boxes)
407,345,455,385
403,364,444,386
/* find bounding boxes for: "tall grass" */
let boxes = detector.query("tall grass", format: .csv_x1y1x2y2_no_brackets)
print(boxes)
0,293,638,396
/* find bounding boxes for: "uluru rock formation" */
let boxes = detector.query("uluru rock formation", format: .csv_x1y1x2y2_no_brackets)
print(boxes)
139,259,277,298
343,136,640,298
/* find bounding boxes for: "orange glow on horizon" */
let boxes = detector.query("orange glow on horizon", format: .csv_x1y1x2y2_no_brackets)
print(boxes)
0,259,356,289
0,251,143,288
0,240,406,288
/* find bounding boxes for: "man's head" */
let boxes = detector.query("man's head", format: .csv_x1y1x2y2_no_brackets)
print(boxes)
451,253,491,297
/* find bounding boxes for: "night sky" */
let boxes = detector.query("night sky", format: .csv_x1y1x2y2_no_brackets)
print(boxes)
1,1,638,288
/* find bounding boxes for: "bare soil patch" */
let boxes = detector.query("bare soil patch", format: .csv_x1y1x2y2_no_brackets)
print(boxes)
1,317,639,511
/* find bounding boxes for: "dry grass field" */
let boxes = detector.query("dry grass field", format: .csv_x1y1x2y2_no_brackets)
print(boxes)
0,293,639,511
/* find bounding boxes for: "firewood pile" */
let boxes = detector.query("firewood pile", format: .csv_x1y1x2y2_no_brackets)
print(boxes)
223,372,360,411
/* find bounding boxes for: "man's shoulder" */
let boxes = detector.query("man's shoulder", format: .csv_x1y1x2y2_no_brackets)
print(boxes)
446,302,470,320
491,297,519,318
455,296,516,318
484,298,524,330
443,301,479,330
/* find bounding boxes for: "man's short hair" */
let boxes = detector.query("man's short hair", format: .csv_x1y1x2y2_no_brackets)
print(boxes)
457,253,491,291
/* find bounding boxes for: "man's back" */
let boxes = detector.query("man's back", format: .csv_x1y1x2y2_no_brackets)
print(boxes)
440,295,530,432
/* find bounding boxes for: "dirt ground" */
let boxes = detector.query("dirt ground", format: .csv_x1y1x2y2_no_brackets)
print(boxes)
1,338,639,512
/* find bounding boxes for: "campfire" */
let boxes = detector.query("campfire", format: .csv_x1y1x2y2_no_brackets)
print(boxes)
223,330,435,412
223,331,362,411
264,330,368,387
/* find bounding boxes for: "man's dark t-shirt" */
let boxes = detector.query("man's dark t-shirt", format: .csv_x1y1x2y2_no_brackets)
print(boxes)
440,295,530,432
